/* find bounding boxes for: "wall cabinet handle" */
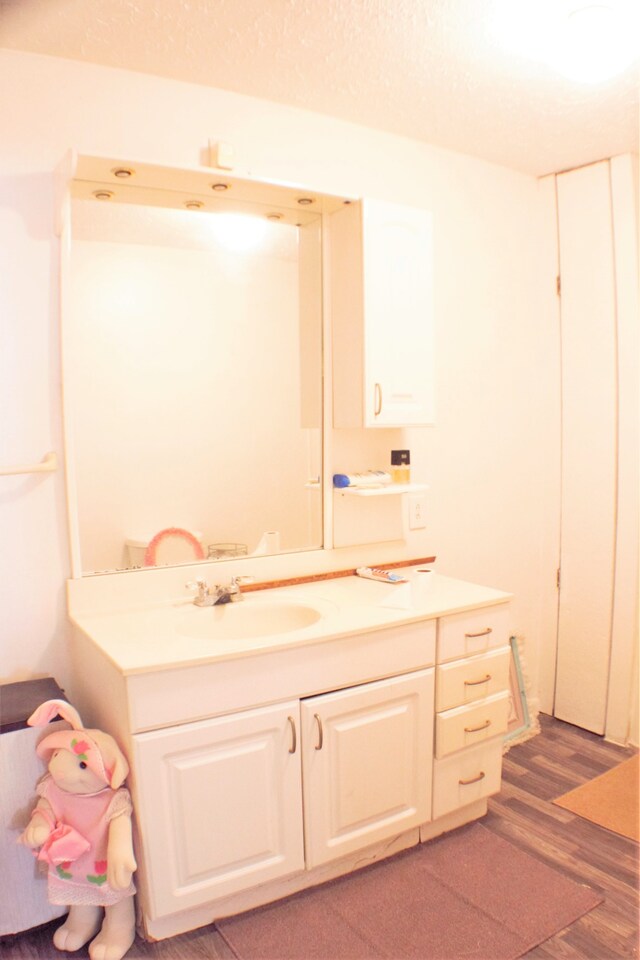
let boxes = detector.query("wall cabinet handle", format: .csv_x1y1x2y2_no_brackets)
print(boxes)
314,713,324,750
459,771,486,786
464,627,492,638
374,382,382,417
464,674,492,686
464,719,492,733
287,716,297,754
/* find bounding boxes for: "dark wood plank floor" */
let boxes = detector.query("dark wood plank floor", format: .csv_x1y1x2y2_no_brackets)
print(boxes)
483,714,639,959
2,714,637,959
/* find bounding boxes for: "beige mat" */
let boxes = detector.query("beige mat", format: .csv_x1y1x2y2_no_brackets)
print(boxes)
554,753,639,841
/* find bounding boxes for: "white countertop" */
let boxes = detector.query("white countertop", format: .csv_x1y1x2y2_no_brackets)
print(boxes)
69,567,511,676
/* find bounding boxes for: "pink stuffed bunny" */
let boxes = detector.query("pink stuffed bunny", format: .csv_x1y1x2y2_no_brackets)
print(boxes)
19,699,137,960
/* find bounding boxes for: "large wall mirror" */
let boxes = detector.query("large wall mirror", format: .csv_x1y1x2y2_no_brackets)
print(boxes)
64,156,347,575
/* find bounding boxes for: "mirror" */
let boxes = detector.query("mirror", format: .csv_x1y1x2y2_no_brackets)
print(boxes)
64,157,345,575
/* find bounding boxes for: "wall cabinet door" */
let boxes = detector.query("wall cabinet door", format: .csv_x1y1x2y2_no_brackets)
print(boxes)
133,701,304,919
331,199,434,428
301,669,434,868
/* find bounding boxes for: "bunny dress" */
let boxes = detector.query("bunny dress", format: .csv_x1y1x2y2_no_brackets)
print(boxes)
36,774,136,906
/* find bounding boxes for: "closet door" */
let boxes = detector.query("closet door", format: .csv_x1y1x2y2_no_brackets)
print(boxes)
554,161,617,734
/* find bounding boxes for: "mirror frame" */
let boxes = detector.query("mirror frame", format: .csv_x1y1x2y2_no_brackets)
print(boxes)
58,150,353,578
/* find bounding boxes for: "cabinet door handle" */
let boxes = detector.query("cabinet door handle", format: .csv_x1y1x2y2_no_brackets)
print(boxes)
464,674,492,686
287,716,297,754
464,627,492,638
459,771,486,786
464,719,492,733
374,382,382,417
314,713,324,750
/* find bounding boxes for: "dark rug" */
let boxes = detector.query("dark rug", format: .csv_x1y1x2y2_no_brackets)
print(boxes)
216,822,603,960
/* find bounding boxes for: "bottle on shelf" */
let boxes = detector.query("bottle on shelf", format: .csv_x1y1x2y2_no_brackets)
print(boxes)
390,449,411,484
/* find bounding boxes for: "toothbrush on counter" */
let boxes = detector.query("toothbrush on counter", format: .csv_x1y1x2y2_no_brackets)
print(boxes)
356,567,408,584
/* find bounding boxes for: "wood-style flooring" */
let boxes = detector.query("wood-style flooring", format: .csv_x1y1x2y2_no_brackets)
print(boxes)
2,714,637,959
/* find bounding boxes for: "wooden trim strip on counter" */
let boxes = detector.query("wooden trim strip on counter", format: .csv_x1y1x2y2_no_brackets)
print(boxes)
242,557,437,593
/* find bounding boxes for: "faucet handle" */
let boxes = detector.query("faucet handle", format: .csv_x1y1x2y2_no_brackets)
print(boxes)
186,578,209,600
226,575,254,601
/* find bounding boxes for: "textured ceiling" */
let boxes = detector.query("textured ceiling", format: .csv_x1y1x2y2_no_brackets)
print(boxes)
0,0,638,176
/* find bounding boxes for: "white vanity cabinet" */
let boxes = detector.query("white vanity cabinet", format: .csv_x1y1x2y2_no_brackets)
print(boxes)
132,668,434,921
330,198,434,427
67,572,512,941
431,606,511,820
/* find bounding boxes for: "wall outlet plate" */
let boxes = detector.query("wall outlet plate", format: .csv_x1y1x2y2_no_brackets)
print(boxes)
408,493,427,530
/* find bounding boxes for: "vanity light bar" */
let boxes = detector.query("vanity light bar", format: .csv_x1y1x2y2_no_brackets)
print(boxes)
73,155,353,215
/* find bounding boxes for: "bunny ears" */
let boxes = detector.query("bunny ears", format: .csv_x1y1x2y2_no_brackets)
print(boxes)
28,699,129,790
27,698,84,731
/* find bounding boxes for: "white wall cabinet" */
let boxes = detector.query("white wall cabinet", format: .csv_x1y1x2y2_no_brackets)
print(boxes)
330,199,434,427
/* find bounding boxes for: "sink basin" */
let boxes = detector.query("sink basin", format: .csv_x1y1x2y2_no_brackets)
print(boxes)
175,598,325,641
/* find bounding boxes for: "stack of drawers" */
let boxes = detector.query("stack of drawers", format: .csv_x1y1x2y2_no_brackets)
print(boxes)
432,605,511,819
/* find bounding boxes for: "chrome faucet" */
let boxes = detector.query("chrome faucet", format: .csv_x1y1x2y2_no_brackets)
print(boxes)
186,576,252,606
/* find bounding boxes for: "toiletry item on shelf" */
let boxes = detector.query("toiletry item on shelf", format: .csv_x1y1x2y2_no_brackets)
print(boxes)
356,566,408,583
252,530,281,556
333,470,392,489
390,450,411,484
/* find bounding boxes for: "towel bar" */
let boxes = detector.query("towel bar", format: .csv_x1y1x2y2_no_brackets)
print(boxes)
0,451,57,477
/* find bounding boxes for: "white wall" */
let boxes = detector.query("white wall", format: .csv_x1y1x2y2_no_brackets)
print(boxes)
0,50,557,712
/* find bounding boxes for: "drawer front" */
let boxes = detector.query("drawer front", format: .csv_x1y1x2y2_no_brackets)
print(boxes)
435,646,511,712
435,691,510,758
437,604,510,664
433,738,503,819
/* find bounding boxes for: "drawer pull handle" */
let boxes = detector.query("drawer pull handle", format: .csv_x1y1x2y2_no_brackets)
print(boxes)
314,713,324,751
459,771,486,786
287,716,297,754
374,382,383,417
464,719,492,733
464,674,492,686
464,627,492,638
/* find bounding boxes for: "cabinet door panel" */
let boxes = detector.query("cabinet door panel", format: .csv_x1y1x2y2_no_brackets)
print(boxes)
134,701,304,918
363,200,434,426
302,670,434,868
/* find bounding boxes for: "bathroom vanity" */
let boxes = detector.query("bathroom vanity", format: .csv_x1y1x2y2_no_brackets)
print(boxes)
67,567,511,940
60,154,511,941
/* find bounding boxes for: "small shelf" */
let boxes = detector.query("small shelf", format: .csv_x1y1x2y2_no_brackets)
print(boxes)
334,483,428,498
